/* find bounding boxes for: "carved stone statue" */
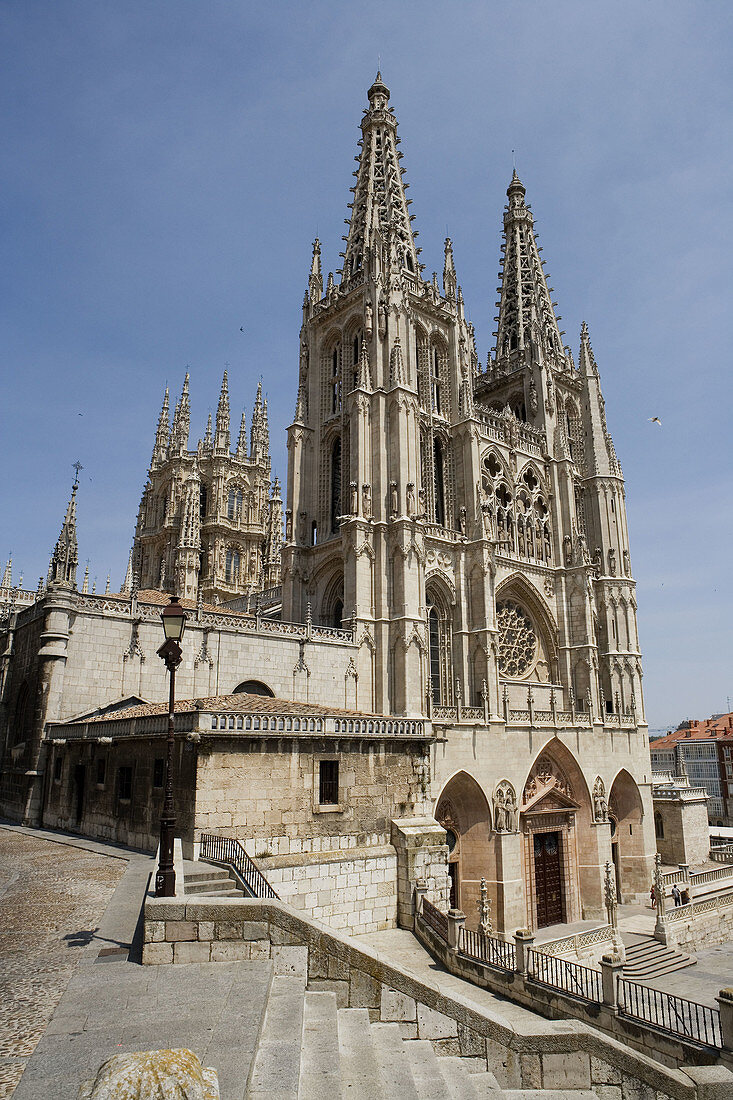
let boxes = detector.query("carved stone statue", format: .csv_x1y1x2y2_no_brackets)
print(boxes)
406,482,415,517
362,483,372,519
390,481,398,518
418,487,426,518
563,534,572,566
608,548,617,576
285,509,293,542
458,506,467,535
364,300,373,338
378,298,388,340
593,547,603,572
593,777,608,823
350,481,358,515
298,510,307,544
493,789,507,832
493,781,517,833
623,549,631,576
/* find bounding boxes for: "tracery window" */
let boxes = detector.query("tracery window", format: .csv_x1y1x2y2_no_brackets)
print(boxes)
480,454,552,563
433,439,446,527
225,548,240,584
427,592,452,705
330,437,342,535
331,345,342,415
432,348,442,416
496,600,537,678
199,484,208,520
227,487,243,521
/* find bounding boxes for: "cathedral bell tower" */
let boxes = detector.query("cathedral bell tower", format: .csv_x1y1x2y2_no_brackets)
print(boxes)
282,75,480,715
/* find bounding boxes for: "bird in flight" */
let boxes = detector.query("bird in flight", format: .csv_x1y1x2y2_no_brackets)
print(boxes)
648,417,662,426
240,326,245,333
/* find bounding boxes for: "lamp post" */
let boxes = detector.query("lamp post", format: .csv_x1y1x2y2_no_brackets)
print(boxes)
155,594,187,897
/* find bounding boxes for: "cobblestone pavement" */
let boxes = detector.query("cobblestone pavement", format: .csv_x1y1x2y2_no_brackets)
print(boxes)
0,829,126,1098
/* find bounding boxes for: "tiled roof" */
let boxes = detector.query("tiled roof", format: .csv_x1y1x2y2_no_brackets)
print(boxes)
651,713,733,749
79,692,382,724
100,590,247,617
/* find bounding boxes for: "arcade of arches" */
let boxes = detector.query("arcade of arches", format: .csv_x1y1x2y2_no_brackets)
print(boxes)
435,747,649,933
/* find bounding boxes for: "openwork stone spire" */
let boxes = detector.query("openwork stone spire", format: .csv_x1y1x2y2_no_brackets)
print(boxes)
341,73,419,284
1,557,11,589
150,387,170,468
171,373,190,454
236,410,247,457
214,370,231,453
308,238,323,303
493,171,564,366
49,480,79,588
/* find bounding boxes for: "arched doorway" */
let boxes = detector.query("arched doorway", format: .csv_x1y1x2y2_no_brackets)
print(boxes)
608,769,645,901
435,772,493,930
520,743,594,929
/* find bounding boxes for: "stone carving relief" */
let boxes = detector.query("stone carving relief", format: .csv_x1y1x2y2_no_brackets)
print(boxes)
493,781,518,833
523,755,574,807
593,776,608,822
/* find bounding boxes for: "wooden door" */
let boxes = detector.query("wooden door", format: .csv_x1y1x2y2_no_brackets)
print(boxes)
534,831,563,928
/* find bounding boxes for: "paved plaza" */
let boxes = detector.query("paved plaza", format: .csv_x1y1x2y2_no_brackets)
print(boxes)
0,827,126,1097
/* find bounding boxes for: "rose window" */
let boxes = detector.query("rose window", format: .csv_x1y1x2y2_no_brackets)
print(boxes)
497,600,537,677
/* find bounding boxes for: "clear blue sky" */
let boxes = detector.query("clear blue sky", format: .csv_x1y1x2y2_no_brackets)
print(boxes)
2,2,732,730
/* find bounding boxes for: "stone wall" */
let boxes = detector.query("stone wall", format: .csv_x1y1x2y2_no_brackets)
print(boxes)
262,846,397,936
654,792,711,867
143,892,731,1099
663,893,733,953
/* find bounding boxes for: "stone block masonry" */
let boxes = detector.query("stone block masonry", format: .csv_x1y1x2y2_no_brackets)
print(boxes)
144,892,733,1100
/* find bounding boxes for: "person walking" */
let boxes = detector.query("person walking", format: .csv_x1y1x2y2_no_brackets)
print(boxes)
650,884,656,909
671,883,681,907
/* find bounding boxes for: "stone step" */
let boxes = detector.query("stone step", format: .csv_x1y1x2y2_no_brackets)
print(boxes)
338,1008,386,1100
247,974,306,1100
433,1055,490,1100
503,1092,598,1099
370,1023,420,1100
299,991,342,1100
624,955,695,978
185,878,244,896
404,1040,460,1100
184,867,232,883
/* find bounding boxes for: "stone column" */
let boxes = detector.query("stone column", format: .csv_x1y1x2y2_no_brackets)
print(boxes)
494,829,524,933
446,908,465,951
514,928,534,977
601,952,625,1010
717,989,733,1052
392,817,449,929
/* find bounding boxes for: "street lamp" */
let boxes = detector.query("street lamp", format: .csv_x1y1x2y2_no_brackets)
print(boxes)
155,594,187,897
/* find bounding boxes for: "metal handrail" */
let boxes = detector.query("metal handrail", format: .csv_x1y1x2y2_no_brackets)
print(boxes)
199,833,279,900
618,978,722,1049
527,947,602,1003
459,926,516,972
421,897,449,941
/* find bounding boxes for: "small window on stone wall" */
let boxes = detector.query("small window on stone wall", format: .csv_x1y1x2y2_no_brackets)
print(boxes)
117,766,133,802
96,758,106,787
654,811,664,839
153,758,165,789
54,756,63,783
319,759,339,806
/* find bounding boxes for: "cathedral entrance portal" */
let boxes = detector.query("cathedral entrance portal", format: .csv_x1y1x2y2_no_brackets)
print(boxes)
533,831,564,928
435,772,493,929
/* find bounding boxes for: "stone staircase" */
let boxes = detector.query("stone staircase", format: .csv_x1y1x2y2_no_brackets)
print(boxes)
621,933,695,979
183,860,245,898
246,975,599,1099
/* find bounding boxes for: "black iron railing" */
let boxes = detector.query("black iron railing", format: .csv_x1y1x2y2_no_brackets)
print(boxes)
421,897,449,941
459,926,516,972
618,978,722,1049
199,833,279,900
527,947,602,1004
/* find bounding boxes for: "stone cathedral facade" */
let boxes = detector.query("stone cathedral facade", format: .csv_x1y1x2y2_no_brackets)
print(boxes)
0,76,656,937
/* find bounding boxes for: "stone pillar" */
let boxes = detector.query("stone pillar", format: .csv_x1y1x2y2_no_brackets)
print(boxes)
601,952,625,1010
413,880,428,929
446,908,465,950
514,928,534,977
494,830,524,933
717,989,733,1052
391,816,449,929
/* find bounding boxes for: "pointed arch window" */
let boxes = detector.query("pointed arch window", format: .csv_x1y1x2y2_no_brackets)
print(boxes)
225,549,240,584
433,439,446,527
427,592,452,706
227,488,243,521
432,348,442,416
330,437,342,535
331,346,342,415
199,484,208,520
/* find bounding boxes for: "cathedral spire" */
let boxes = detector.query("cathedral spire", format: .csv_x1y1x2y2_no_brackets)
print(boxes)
341,74,419,285
82,562,89,593
151,387,170,468
49,479,80,588
443,237,457,301
236,410,247,457
250,381,270,463
357,340,373,391
308,238,323,302
215,370,231,453
263,477,283,588
202,413,213,454
493,171,564,367
172,372,190,453
121,547,134,594
1,557,11,589
578,321,620,477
